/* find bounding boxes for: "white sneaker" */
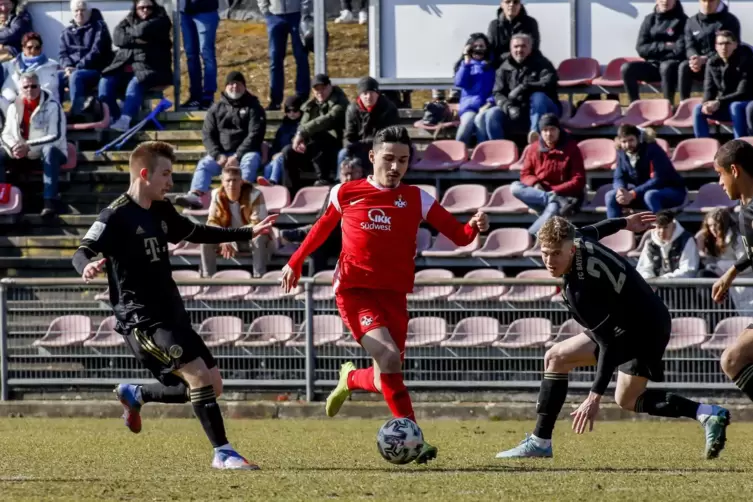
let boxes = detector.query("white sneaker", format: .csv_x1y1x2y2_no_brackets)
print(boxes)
110,115,132,132
211,449,260,470
358,10,368,24
335,9,354,23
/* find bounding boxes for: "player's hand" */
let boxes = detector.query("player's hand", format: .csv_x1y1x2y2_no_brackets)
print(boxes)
81,258,107,283
252,214,278,236
469,211,489,232
712,269,736,303
571,392,601,434
219,242,236,259
624,211,656,233
280,264,300,293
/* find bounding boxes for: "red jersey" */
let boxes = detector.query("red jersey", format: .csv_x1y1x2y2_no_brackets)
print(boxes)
287,177,478,294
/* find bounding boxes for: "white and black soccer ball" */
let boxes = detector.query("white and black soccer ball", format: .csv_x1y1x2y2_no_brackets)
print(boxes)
376,418,424,464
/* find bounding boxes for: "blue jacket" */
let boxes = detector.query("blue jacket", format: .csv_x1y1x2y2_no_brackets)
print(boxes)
58,9,113,72
0,6,30,58
613,141,685,197
453,59,495,116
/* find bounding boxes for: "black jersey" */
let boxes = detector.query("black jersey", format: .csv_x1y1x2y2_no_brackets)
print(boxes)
738,199,753,265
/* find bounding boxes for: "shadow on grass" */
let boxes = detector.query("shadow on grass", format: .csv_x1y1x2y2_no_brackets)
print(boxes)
285,466,749,474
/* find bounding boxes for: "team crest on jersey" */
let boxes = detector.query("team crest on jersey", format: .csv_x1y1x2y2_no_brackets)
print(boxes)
394,195,407,208
360,316,373,327
169,344,183,359
161,221,168,234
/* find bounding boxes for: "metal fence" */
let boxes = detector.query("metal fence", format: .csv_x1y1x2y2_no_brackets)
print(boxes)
0,277,749,401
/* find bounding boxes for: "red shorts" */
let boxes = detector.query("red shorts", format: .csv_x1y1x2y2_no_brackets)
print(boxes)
335,288,409,356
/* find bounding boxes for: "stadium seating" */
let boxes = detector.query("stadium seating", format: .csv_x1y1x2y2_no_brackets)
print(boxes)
440,316,500,347
417,227,432,253
414,184,437,199
471,228,531,258
295,269,335,300
500,269,557,302
412,140,467,171
509,144,531,170
599,229,635,255
236,315,295,347
655,138,670,155
405,317,449,347
33,315,92,348
562,100,621,129
408,268,455,301
172,242,201,256
546,319,585,348
740,136,753,147
83,316,124,348
245,270,301,300
258,185,291,213
182,192,211,217
439,184,488,213
288,315,345,347
422,233,480,257
683,183,735,213
701,317,753,350
460,140,518,171
581,184,612,213
272,227,300,257
198,316,245,347
671,138,720,172
614,99,672,127
493,317,553,348
627,231,651,258
556,57,600,87
0,185,22,216
667,317,708,351
195,270,253,300
664,98,703,129
591,57,642,87
173,269,202,299
577,139,618,170
280,186,329,214
479,185,529,214
447,269,508,302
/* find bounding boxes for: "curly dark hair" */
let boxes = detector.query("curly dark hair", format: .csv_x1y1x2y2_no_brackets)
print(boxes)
699,208,735,257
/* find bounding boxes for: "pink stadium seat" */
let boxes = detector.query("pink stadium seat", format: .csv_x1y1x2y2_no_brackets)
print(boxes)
739,136,753,147
439,184,488,213
655,138,670,155
422,233,480,257
236,315,295,347
493,317,553,348
287,315,345,347
664,98,703,128
461,140,518,171
580,184,612,213
480,185,529,214
194,269,252,300
417,228,432,254
500,269,558,302
295,269,335,300
172,241,201,256
67,103,110,131
578,139,618,170
414,184,437,200
441,316,500,347
0,185,21,215
510,144,532,170
84,316,124,348
406,317,449,347
683,183,736,213
172,269,202,300
280,186,329,214
245,270,301,300
560,99,572,119
523,242,541,257
671,138,719,172
557,57,600,86
272,227,300,257
546,319,585,348
448,269,508,302
627,231,651,258
701,317,753,350
33,315,92,347
182,192,211,217
258,185,291,213
61,143,78,171
591,57,643,87
471,228,532,258
198,316,244,347
412,140,467,171
408,268,454,301
667,317,708,351
599,229,634,256
562,100,621,129
614,99,672,127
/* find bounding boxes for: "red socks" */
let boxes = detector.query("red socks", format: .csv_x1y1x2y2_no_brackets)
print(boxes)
347,367,379,393
379,372,416,422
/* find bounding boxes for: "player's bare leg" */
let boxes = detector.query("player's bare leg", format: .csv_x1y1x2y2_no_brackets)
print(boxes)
721,328,753,400
497,333,597,459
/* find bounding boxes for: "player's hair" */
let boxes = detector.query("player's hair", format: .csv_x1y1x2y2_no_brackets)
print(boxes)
700,208,735,257
655,210,676,227
716,29,737,43
537,216,576,248
129,141,176,179
715,139,753,176
373,126,412,152
221,165,242,177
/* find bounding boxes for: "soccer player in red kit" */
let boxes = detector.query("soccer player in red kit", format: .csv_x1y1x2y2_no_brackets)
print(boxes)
281,126,489,463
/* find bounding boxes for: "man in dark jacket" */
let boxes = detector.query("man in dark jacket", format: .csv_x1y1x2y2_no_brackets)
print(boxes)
281,73,349,187
485,33,559,143
511,114,585,236
606,125,687,218
338,76,399,172
693,30,753,138
60,2,113,117
679,0,740,100
621,0,687,103
180,0,219,110
487,0,539,69
0,0,30,62
176,71,267,209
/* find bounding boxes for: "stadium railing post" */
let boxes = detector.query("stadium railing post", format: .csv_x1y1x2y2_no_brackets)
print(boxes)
0,280,8,401
304,280,316,402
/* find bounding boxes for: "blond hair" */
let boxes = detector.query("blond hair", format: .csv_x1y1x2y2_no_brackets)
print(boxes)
537,216,576,248
129,141,176,180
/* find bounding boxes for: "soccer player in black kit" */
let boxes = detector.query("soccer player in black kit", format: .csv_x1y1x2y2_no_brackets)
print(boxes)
72,141,276,470
496,212,730,460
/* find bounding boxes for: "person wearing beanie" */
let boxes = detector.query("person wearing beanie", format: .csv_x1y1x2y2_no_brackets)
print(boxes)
176,70,267,209
511,112,585,236
256,95,303,186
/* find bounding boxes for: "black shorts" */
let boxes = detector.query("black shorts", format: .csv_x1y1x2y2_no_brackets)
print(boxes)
123,325,216,386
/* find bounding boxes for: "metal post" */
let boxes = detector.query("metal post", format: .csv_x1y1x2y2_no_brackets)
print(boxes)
304,281,316,401
171,0,182,107
570,0,577,58
313,0,327,75
0,283,8,401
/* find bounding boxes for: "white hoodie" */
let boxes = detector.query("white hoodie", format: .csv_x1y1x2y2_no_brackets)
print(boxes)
1,90,67,159
637,221,700,279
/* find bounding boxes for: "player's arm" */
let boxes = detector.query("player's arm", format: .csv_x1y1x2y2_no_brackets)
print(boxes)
162,199,276,244
579,212,656,240
422,190,487,244
72,209,116,280
285,199,342,275
713,256,752,303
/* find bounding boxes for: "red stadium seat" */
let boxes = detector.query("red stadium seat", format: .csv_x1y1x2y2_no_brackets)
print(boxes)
702,317,753,350
562,100,621,129
198,316,244,347
408,268,455,301
557,57,600,87
671,138,719,172
683,183,736,213
422,233,480,257
439,184,488,213
447,269,508,302
739,136,753,147
441,316,501,347
664,98,703,128
510,144,532,170
84,316,125,348
181,192,211,217
172,269,202,300
33,315,92,347
236,315,294,347
614,99,673,127
471,228,532,258
287,315,345,347
578,138,618,170
627,231,651,258
500,269,558,302
480,185,529,214
61,143,78,171
414,184,438,200
245,270,301,300
546,319,585,348
280,186,329,214
194,269,252,300
591,57,643,87
461,140,518,171
581,183,613,213
599,229,635,256
295,269,335,301
405,317,449,347
413,140,467,171
493,317,553,348
258,185,291,213
0,185,21,215
667,317,708,351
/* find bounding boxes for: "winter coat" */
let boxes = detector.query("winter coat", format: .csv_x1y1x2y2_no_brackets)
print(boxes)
703,44,753,106
207,182,268,228
0,3,31,58
1,55,61,106
257,0,311,16
344,94,399,151
520,135,585,198
685,3,740,59
613,141,685,198
298,85,349,141
486,5,539,68
202,91,267,161
102,3,172,89
1,89,66,158
58,8,113,72
493,51,558,114
454,59,495,116
636,0,687,64
637,221,699,279
182,0,219,15
271,116,300,156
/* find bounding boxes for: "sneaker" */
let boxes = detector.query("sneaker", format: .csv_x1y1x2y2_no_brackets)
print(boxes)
115,384,142,434
211,449,260,470
358,10,368,24
414,440,438,464
180,99,201,110
699,405,731,459
495,434,553,459
110,115,131,132
41,200,56,219
175,192,204,209
325,361,355,417
335,9,354,23
256,176,273,187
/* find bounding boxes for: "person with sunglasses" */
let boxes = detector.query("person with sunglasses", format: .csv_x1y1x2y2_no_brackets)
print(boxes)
0,32,61,110
0,0,31,64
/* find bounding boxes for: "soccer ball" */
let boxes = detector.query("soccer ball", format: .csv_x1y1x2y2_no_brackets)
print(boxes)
376,418,424,464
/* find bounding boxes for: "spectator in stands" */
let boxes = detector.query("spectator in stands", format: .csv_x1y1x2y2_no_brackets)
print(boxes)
59,1,114,119
693,30,753,139
340,76,399,171
98,0,172,132
0,72,66,217
637,210,699,279
679,0,740,101
176,71,266,210
622,0,687,103
606,125,686,218
1,33,61,109
200,165,273,277
0,0,31,63
485,33,559,144
487,0,539,69
180,0,219,110
257,95,302,186
281,74,348,188
454,33,495,146
511,114,585,236
334,0,366,24
258,0,310,111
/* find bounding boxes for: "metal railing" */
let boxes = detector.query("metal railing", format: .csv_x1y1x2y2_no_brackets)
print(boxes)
0,276,749,400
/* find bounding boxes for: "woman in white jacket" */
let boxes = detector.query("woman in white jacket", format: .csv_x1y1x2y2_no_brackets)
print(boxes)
0,32,60,111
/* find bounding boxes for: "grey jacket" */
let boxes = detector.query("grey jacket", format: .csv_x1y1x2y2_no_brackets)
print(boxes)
257,0,311,16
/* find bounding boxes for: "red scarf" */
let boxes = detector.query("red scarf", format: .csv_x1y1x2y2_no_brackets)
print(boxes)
357,96,376,113
21,97,40,140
